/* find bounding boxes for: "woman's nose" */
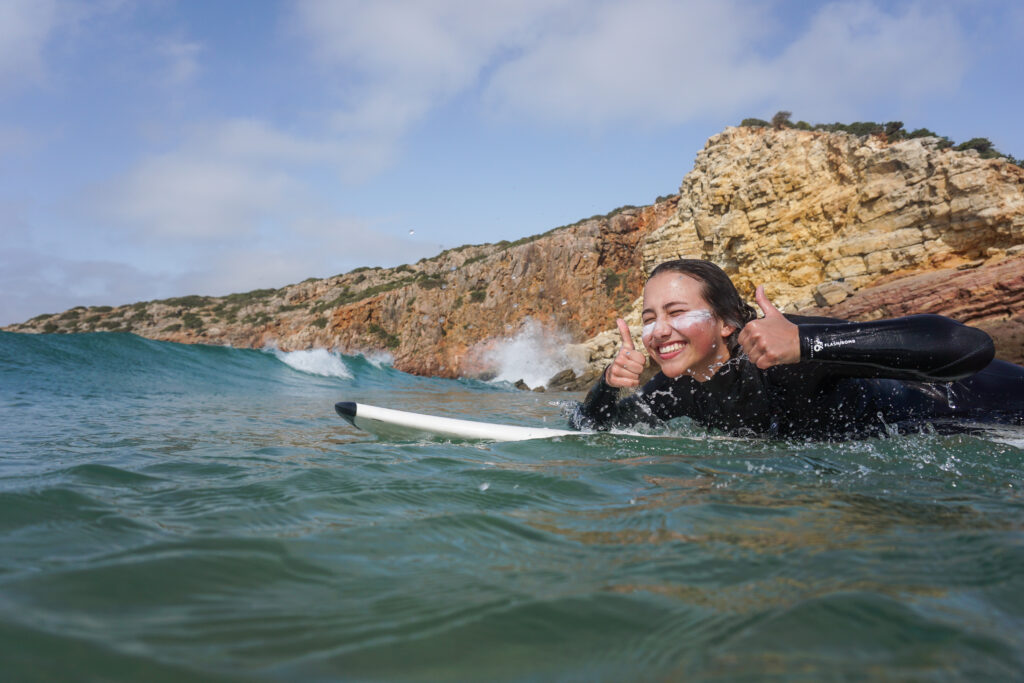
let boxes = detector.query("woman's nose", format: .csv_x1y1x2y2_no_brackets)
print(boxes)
651,319,672,339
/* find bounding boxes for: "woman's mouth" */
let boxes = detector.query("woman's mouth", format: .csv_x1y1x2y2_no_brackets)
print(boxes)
657,341,686,359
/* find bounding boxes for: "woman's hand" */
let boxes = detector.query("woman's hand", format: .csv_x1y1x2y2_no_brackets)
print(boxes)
738,286,800,369
606,318,647,388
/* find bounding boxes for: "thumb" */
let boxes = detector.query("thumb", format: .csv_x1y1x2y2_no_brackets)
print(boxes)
754,285,782,318
615,318,636,350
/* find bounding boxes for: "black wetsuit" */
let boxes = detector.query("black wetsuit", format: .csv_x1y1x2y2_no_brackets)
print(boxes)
570,314,1024,439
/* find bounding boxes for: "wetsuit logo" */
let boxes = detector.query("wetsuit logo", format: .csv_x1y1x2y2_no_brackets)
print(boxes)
811,337,855,356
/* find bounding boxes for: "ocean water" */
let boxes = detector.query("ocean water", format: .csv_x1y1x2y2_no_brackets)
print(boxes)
2,331,1023,682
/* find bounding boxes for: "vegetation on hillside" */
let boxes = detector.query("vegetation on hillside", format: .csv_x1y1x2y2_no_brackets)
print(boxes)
740,112,1023,167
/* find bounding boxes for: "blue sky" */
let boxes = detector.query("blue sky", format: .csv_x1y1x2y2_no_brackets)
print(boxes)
1,0,1022,325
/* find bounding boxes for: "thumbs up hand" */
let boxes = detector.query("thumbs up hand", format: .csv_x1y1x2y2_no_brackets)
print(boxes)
606,318,647,388
737,286,800,369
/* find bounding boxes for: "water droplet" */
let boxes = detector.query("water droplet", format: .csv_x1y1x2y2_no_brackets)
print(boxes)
512,303,519,309
504,324,512,331
479,482,490,492
561,299,567,306
441,284,447,290
438,316,446,324
408,229,415,236
945,382,957,409
450,266,457,271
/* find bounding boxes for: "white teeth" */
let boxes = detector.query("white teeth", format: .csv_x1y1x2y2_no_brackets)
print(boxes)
659,342,684,354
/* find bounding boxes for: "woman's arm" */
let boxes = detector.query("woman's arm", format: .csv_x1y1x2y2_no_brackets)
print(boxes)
739,285,994,382
568,371,678,431
795,313,995,381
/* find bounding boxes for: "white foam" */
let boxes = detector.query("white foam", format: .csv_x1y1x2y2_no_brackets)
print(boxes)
360,351,394,368
484,318,580,388
269,347,352,378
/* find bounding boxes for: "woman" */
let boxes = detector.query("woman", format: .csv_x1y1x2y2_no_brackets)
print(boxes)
570,259,1024,438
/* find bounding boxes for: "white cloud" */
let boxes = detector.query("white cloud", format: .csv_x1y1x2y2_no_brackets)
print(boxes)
88,115,437,303
0,247,169,324
100,149,294,240
483,0,967,126
483,0,768,126
293,0,572,164
0,0,57,87
293,0,971,134
768,2,967,116
97,119,352,240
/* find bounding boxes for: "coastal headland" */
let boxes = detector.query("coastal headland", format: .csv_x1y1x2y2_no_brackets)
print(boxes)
7,125,1024,388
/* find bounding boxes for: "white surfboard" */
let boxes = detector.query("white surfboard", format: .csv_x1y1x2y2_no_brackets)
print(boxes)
335,401,579,442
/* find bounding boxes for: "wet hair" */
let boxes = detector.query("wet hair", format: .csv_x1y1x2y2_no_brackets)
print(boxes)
646,259,757,353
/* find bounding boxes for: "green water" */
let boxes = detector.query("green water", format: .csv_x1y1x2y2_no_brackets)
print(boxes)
2,332,1023,681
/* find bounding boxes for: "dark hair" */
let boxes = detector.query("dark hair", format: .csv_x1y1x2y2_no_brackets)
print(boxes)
647,259,757,353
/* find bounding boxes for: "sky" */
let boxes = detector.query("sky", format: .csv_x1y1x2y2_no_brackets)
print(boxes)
1,0,1022,325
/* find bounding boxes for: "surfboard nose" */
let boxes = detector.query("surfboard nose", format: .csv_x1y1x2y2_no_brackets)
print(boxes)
335,401,357,423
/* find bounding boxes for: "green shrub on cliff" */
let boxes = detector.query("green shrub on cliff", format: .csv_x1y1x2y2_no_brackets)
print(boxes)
160,295,211,308
603,269,623,296
368,323,400,349
955,137,1002,158
771,111,792,129
242,312,272,326
311,276,416,313
182,312,204,330
416,273,446,290
739,115,1019,165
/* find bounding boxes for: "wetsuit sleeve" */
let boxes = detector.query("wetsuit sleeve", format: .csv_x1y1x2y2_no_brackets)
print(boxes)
795,314,994,381
568,368,677,431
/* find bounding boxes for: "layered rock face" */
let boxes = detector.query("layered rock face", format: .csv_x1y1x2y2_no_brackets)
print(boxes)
8,126,1024,386
566,127,1024,385
643,127,1024,309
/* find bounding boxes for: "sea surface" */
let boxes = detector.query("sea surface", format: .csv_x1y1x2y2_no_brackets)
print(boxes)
2,331,1023,681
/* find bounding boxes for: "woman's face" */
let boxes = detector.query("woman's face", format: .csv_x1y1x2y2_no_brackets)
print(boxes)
641,272,735,381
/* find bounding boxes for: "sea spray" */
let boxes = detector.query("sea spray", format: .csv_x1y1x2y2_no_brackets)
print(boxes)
481,318,582,388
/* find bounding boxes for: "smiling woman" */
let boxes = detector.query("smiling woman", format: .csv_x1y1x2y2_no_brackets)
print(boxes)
570,259,1024,439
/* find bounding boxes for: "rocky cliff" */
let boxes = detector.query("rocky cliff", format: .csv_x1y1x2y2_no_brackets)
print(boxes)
8,126,1024,386
564,127,1024,385
7,200,677,380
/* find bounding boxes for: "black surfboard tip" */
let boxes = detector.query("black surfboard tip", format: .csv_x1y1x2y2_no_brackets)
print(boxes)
335,401,357,425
